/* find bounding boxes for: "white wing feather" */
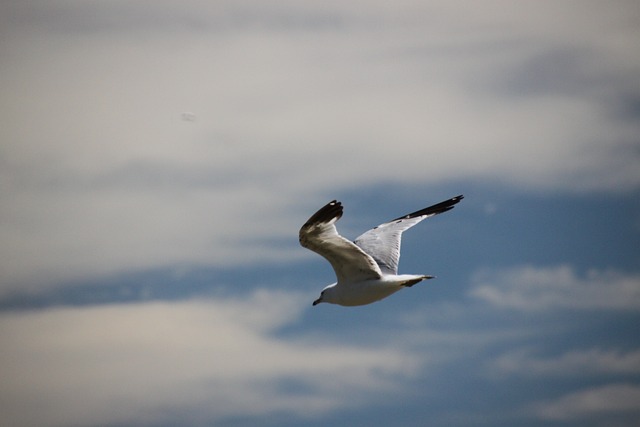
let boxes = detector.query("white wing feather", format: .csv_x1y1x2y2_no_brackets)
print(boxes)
299,200,382,284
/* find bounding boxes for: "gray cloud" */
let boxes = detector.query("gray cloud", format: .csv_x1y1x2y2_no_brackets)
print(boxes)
0,271,637,426
1,1,639,290
0,291,420,427
470,265,640,311
490,347,640,377
532,383,640,421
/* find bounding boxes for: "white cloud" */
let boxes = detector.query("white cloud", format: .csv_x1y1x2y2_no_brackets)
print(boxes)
470,265,640,311
490,347,640,377
0,291,420,427
1,1,639,289
533,383,640,421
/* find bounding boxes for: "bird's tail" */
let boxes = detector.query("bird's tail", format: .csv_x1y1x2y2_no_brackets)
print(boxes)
402,275,434,287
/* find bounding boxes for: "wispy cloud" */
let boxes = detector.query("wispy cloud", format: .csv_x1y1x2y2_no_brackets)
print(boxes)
490,347,640,377
1,1,639,290
532,383,640,421
470,265,640,311
0,290,420,427
1,272,637,426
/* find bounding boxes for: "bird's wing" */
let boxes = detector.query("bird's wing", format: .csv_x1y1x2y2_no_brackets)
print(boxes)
354,195,464,274
299,200,382,284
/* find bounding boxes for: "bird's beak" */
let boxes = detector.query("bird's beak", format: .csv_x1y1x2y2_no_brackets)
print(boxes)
312,297,322,306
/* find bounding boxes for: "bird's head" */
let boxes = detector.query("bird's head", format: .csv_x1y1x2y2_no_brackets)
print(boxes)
312,283,337,306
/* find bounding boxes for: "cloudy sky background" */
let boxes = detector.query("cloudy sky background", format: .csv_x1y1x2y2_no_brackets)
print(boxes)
1,1,639,426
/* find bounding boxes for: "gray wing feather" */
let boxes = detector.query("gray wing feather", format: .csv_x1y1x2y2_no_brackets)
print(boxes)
354,195,463,274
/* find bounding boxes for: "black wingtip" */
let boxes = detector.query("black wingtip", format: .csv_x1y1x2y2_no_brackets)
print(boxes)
302,200,343,228
392,194,464,221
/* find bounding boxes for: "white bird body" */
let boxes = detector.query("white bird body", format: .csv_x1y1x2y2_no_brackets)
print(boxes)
299,195,463,306
317,274,432,307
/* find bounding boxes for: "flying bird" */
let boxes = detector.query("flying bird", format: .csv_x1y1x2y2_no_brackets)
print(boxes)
299,195,463,306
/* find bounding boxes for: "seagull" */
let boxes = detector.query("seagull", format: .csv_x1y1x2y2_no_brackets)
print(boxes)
299,195,463,306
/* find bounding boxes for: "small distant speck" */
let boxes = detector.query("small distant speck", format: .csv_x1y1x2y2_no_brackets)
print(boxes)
181,112,196,122
483,203,497,215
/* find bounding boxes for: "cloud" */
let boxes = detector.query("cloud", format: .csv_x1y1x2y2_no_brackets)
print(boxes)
0,290,420,427
1,274,637,427
490,347,640,377
1,1,639,290
470,265,640,311
533,383,640,421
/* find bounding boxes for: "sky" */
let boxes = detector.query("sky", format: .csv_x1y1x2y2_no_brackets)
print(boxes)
1,1,639,426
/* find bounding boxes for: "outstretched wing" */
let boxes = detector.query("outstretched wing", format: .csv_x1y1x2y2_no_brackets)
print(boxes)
299,200,382,284
354,195,464,274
